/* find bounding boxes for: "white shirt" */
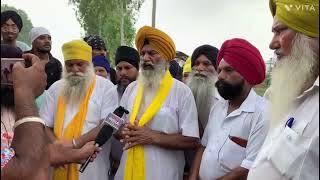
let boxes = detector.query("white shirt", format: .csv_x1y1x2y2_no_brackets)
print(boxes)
248,77,319,180
199,89,269,180
114,79,199,180
40,75,118,180
16,41,31,52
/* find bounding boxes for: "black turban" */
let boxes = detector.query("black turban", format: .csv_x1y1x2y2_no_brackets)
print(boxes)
169,60,183,81
1,10,23,32
115,46,140,70
83,35,107,50
191,45,219,69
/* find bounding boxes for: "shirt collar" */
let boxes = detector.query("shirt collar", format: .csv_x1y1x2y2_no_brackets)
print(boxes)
297,76,319,98
223,89,258,117
237,89,257,113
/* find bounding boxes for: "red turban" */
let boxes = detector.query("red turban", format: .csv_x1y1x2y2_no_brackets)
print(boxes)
217,38,266,85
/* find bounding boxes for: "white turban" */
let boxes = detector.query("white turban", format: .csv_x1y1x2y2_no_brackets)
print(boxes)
29,27,51,43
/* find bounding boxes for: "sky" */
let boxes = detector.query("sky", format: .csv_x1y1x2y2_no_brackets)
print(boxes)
2,0,274,63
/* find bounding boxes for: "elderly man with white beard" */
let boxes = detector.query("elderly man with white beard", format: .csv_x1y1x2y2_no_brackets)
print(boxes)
187,44,220,136
114,26,200,180
40,39,118,180
248,0,319,180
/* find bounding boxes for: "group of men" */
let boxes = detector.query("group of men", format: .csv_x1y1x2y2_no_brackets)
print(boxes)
1,0,319,180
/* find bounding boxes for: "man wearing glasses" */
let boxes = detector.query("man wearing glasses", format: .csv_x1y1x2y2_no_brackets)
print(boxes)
1,10,31,52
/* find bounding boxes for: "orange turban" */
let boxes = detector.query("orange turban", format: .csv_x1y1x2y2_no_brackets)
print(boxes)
135,26,176,61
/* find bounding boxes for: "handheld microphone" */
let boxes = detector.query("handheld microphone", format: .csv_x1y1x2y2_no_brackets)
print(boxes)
79,106,129,173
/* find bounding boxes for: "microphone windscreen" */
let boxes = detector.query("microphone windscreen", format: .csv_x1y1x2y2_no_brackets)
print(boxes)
95,125,113,147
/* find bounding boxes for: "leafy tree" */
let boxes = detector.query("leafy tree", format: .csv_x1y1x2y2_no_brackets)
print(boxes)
69,0,144,65
1,4,33,46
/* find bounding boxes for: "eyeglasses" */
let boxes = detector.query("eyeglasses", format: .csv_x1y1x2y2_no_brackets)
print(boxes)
1,25,19,33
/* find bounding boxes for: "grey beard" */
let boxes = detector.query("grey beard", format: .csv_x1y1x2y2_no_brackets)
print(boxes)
187,71,216,129
138,60,168,89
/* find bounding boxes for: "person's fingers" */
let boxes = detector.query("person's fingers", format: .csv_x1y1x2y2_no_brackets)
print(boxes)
12,61,24,72
126,124,140,131
123,130,140,136
94,147,102,153
87,141,95,145
124,142,139,150
22,53,40,65
123,136,139,144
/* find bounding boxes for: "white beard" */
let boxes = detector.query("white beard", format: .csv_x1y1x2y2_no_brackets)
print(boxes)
61,64,95,108
187,71,217,129
136,60,168,121
138,60,168,90
269,34,319,128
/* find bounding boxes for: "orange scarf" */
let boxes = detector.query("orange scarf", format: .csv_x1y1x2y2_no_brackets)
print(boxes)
53,77,96,180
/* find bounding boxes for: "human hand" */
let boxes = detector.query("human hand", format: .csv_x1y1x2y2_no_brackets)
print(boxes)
12,53,47,98
77,141,102,164
120,123,158,150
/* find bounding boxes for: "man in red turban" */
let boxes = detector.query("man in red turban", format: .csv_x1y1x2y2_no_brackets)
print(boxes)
189,38,268,180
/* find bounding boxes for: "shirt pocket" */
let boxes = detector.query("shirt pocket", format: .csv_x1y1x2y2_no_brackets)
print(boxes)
218,136,246,171
267,126,309,177
148,106,179,134
85,97,102,126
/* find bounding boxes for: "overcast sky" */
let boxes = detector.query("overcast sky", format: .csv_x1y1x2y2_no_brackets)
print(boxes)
2,0,274,63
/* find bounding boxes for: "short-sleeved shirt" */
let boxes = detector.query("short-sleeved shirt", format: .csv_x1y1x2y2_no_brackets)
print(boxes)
199,89,269,180
114,79,199,180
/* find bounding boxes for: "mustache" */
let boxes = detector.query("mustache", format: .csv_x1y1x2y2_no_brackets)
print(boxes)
66,72,85,77
194,71,211,78
141,62,155,69
43,43,51,47
215,80,230,88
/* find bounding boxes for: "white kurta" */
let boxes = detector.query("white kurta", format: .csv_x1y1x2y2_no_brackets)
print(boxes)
248,77,319,180
199,89,269,180
40,75,119,180
114,79,199,180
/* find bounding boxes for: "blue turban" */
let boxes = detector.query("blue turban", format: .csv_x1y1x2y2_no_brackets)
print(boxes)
92,55,111,73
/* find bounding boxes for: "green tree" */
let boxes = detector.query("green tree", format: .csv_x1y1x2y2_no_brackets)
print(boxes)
1,4,34,46
69,0,144,65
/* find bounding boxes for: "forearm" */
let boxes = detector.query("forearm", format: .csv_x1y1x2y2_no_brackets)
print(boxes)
152,131,200,150
3,123,49,179
14,88,38,120
2,90,49,179
45,127,56,143
189,146,205,180
217,167,249,180
76,125,102,148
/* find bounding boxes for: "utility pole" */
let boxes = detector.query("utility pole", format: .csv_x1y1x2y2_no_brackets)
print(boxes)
152,0,157,27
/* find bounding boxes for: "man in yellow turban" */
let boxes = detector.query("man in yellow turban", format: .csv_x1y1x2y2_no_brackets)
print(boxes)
248,0,319,179
39,39,118,180
182,57,192,83
114,26,200,180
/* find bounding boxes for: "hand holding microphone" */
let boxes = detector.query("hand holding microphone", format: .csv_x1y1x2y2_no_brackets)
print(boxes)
79,106,129,173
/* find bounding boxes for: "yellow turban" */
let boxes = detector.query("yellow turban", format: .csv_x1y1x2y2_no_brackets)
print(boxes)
183,57,192,74
62,39,92,62
135,26,176,61
270,0,319,37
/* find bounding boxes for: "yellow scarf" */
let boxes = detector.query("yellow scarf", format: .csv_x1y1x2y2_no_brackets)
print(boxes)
124,70,173,180
53,76,96,180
